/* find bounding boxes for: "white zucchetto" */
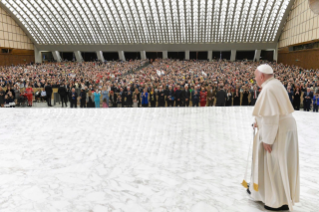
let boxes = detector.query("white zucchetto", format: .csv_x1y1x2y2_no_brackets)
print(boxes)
257,64,274,74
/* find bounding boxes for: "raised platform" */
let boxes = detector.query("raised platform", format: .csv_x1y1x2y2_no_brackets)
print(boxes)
0,108,318,212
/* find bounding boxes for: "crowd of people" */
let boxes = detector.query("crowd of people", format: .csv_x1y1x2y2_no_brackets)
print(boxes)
0,58,318,112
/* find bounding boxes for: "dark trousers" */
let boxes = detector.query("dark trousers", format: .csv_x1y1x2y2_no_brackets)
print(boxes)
71,100,77,108
176,100,181,107
80,101,86,108
46,93,52,106
183,100,189,107
142,103,148,107
192,100,199,107
304,102,310,111
61,95,67,107
313,104,318,112
158,101,165,107
151,101,156,107
168,100,174,107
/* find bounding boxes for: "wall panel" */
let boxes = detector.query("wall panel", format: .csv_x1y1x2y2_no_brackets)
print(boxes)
279,0,319,48
0,6,33,50
278,48,319,69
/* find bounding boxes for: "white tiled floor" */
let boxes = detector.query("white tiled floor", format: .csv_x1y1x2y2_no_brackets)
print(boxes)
0,107,318,212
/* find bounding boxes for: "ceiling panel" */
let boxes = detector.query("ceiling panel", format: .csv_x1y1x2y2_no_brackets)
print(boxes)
1,0,291,45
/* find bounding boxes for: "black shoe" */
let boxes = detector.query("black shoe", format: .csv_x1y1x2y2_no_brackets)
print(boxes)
247,188,251,195
264,205,289,211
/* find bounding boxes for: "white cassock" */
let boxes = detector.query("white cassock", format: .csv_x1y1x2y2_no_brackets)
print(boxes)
246,77,300,210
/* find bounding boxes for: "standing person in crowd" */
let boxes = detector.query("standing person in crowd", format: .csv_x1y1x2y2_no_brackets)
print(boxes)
207,85,215,106
287,85,294,105
233,87,240,106
126,87,133,107
158,86,165,107
0,86,5,107
303,87,313,111
87,90,95,108
110,91,117,107
141,88,149,107
13,84,20,106
133,94,139,107
226,88,232,106
242,86,249,106
166,86,175,107
192,87,199,107
250,85,259,106
58,83,68,108
313,91,319,112
133,88,140,107
70,88,78,108
45,82,53,107
182,85,190,107
149,87,156,107
94,89,101,108
120,88,126,107
175,85,182,107
25,84,33,107
216,86,227,106
102,87,110,107
80,88,86,108
199,86,207,107
117,94,122,107
293,86,301,110
5,85,15,99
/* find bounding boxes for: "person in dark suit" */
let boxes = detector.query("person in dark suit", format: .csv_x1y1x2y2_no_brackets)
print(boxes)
191,87,200,107
303,87,313,111
157,86,165,107
293,87,301,110
110,91,117,107
233,88,240,106
182,85,190,107
69,88,78,108
45,83,53,106
79,88,86,108
166,86,175,107
126,87,133,107
216,87,227,106
242,87,249,106
174,85,182,107
58,83,68,107
250,86,259,106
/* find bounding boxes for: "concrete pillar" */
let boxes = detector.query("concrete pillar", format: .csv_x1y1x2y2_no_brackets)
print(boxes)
52,51,62,62
163,51,168,59
254,50,261,62
208,51,212,61
230,50,236,62
74,51,83,62
96,51,105,62
118,51,126,61
140,51,146,60
273,46,278,62
185,50,190,60
34,46,42,63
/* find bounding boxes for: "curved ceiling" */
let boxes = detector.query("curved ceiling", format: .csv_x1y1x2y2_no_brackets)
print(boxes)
1,0,291,45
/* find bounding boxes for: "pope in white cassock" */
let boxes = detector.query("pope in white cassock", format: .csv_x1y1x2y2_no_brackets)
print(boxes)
243,64,300,211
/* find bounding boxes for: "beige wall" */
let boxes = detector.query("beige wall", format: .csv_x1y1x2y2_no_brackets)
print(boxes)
279,0,319,48
0,7,33,50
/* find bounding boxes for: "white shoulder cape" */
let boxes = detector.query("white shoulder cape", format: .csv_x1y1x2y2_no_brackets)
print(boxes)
252,78,294,117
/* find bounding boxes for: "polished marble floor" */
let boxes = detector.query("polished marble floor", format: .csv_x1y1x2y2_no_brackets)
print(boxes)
0,107,318,212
